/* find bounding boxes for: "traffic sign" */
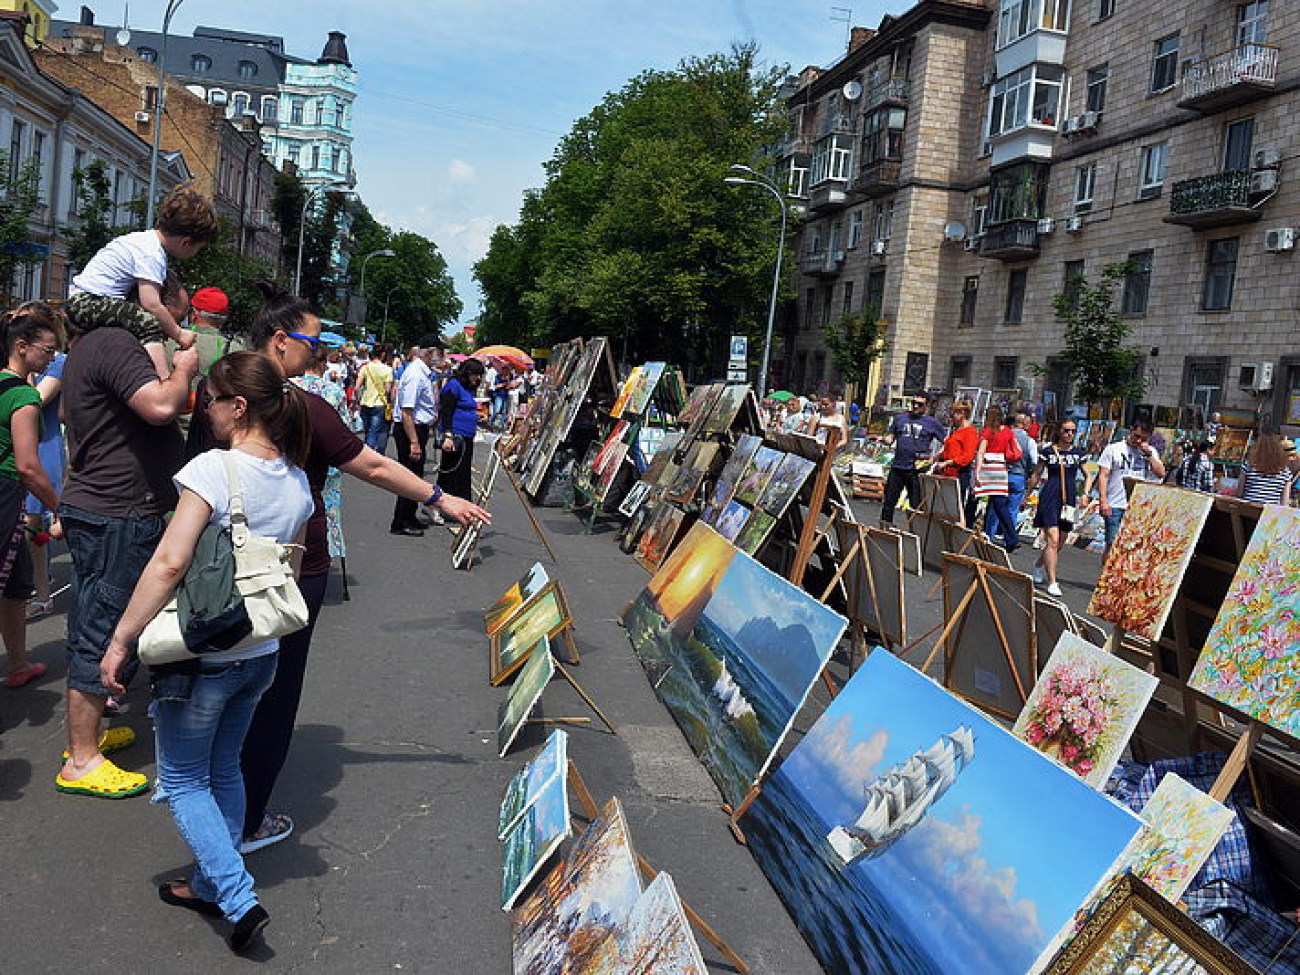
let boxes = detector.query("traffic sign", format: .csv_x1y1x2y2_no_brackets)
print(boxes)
727,369,748,383
729,335,748,360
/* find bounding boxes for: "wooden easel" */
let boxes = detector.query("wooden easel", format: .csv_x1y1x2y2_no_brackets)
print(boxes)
565,761,750,974
546,659,617,735
503,464,559,563
789,428,842,589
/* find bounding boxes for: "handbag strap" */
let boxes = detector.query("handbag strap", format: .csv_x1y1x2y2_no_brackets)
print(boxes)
220,451,250,547
1057,446,1067,498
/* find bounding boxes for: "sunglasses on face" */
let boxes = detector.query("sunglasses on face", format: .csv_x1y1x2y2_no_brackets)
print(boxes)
286,331,321,351
1061,427,1077,434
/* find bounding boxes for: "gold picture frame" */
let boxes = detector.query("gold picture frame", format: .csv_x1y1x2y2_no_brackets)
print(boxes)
489,582,578,685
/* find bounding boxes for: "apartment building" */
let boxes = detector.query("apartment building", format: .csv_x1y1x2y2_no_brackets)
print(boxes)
784,0,1300,432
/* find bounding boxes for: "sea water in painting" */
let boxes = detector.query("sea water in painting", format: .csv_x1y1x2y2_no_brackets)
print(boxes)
742,650,1143,975
622,521,847,806
499,728,567,839
501,769,571,910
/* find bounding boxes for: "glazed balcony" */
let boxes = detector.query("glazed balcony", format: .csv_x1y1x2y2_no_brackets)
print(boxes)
865,77,909,111
854,158,902,199
980,219,1040,261
1179,43,1278,113
1165,169,1264,229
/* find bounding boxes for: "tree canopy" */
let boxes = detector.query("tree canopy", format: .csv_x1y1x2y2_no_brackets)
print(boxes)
1053,261,1146,415
473,44,789,378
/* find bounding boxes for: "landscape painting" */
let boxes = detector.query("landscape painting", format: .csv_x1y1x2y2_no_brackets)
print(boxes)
756,453,816,518
1087,484,1213,642
634,506,686,572
491,585,569,685
498,637,557,758
734,510,777,556
733,446,784,506
702,383,750,435
625,362,666,417
485,563,550,637
702,434,761,523
511,797,643,975
1189,505,1300,737
741,650,1143,975
1012,633,1158,788
616,872,708,974
713,499,750,542
499,728,567,840
623,522,846,805
609,367,641,419
501,769,571,910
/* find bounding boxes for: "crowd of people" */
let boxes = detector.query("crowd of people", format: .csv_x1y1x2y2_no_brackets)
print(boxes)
1,189,491,954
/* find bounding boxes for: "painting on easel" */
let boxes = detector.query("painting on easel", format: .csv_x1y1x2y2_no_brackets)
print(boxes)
1189,505,1300,737
623,521,846,805
490,584,571,685
499,728,567,840
742,650,1142,975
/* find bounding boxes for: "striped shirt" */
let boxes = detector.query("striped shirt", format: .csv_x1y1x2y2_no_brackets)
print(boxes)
1238,464,1291,505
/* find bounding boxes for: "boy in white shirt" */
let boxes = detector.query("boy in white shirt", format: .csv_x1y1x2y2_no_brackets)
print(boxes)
67,188,219,376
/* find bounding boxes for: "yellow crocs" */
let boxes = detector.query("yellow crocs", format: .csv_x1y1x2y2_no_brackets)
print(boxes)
61,725,137,761
55,759,149,799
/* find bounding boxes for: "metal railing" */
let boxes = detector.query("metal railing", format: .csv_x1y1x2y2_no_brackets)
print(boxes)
1181,42,1278,102
1169,169,1252,216
865,77,909,110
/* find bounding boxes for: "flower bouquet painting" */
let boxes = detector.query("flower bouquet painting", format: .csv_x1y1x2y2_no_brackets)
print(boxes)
1013,633,1158,788
1190,506,1300,737
1087,484,1213,641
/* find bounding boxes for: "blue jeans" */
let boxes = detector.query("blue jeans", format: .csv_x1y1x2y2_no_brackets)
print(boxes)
1005,471,1027,539
490,391,509,429
984,495,1018,550
1104,508,1126,548
154,654,278,922
360,405,390,454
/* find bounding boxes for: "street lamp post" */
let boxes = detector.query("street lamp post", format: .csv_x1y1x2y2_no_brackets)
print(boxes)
724,164,787,398
357,247,396,332
380,284,406,345
144,0,185,228
293,180,350,296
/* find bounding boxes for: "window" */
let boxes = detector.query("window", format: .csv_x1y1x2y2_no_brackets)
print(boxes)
950,355,972,388
1122,251,1153,315
829,218,844,255
1085,66,1108,113
821,288,834,327
1074,163,1097,212
989,65,1062,137
997,0,1070,48
323,146,334,172
286,145,300,166
810,133,853,185
972,192,989,235
260,96,278,122
8,118,23,181
232,93,249,116
190,53,212,73
847,209,864,249
70,147,85,216
960,276,979,326
143,85,159,112
1238,0,1269,45
209,88,227,106
31,130,45,199
290,99,304,125
1098,0,1115,19
861,106,905,165
137,46,157,63
994,356,1020,389
804,288,815,330
784,156,809,197
865,268,886,315
842,280,855,317
1183,358,1227,414
1151,35,1179,92
808,225,824,258
310,145,320,170
1223,118,1254,171
1139,142,1167,197
1005,268,1028,323
1062,260,1085,311
238,60,258,80
873,200,895,241
1203,238,1239,310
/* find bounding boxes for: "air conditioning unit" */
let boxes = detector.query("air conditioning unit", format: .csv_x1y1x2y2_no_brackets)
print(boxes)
1076,110,1100,132
133,111,150,123
210,91,228,106
1065,215,1084,232
963,236,982,251
1265,227,1296,252
1239,361,1274,392
979,71,995,88
1255,147,1281,169
1251,168,1279,195
1059,117,1075,136
871,239,887,256
1037,217,1055,234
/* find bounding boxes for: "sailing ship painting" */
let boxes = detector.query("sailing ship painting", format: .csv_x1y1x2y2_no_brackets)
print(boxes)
827,726,975,864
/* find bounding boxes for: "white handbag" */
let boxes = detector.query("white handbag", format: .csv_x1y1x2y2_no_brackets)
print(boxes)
139,452,308,666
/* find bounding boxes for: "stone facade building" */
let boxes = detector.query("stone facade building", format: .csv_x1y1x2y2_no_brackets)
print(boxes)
782,0,1300,431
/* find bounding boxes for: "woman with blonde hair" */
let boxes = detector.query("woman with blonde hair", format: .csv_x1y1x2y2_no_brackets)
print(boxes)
1232,432,1292,505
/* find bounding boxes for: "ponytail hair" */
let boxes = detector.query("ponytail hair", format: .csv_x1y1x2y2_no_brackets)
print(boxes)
1,301,66,356
249,280,314,351
208,351,312,468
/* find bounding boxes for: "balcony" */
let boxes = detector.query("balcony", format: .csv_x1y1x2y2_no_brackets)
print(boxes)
980,219,1040,261
1179,43,1278,113
865,77,909,111
1164,169,1265,228
807,181,850,214
854,158,902,198
799,250,844,278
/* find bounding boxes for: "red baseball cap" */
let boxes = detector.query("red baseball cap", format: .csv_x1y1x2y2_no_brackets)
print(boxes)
191,287,229,315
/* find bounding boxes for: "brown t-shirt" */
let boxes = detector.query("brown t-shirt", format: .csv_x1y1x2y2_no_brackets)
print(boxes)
61,328,184,517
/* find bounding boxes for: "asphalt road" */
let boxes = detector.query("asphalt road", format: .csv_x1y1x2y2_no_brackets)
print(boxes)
0,453,1105,975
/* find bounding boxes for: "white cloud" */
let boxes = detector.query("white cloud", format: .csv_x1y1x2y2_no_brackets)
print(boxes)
788,713,889,819
447,159,478,185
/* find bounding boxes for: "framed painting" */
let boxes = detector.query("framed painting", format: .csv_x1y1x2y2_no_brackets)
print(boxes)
733,446,784,506
624,362,666,417
490,583,573,685
616,872,708,974
633,505,687,573
713,499,750,542
702,383,751,435
1012,633,1158,788
734,510,777,556
451,519,483,571
499,728,567,840
703,434,762,522
1189,505,1300,738
498,636,557,758
485,562,550,637
1087,484,1213,642
756,453,816,519
501,770,571,910
476,448,501,506
618,480,653,519
742,650,1143,975
609,366,641,419
864,526,906,646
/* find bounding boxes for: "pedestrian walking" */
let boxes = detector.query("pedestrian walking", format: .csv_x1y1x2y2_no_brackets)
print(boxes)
1230,432,1292,505
438,359,486,502
1096,420,1165,552
355,344,395,453
931,400,978,525
101,351,315,955
390,335,443,537
489,365,512,431
880,394,945,525
973,405,1021,552
21,305,68,622
1006,410,1039,540
1029,421,1085,596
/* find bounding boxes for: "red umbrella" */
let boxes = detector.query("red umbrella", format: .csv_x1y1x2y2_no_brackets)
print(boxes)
473,345,533,371
445,353,469,362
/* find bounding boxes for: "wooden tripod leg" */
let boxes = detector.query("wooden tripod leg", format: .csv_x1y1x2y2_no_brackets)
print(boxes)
560,623,581,665
723,783,763,845
567,760,600,820
1102,623,1124,654
553,660,616,734
974,567,1028,703
819,539,860,603
1209,722,1264,802
919,580,977,675
636,855,750,974
505,467,560,563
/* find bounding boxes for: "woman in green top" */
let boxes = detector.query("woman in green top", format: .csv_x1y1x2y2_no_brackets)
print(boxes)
1,303,63,689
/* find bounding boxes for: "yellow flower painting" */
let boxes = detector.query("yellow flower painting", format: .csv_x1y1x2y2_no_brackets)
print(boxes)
1189,506,1300,736
1123,773,1235,902
1087,484,1213,642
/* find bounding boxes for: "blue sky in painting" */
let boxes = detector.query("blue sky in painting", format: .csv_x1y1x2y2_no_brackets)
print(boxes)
781,651,1142,974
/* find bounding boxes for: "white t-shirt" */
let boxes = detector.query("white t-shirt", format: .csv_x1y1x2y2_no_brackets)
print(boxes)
1097,440,1154,510
70,229,168,298
173,449,315,662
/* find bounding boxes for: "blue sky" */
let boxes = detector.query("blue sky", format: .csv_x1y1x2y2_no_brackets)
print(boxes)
152,0,908,326
781,651,1142,973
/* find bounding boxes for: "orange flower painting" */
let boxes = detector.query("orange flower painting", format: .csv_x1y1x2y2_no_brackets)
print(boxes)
1087,485,1213,641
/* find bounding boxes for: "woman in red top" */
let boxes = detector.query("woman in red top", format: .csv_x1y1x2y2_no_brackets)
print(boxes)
974,405,1021,552
932,401,979,525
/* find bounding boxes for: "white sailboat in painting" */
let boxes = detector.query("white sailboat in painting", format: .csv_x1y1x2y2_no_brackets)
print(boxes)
712,659,755,721
827,726,976,864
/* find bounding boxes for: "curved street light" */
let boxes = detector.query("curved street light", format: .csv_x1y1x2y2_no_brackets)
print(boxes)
144,0,185,228
357,247,396,331
724,163,787,398
293,179,351,296
380,284,407,345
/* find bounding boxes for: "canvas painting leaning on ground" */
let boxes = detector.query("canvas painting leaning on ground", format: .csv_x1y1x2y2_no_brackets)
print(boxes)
501,769,571,910
499,728,567,840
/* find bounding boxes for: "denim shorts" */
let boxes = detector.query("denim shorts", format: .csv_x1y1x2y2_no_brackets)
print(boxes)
63,505,166,696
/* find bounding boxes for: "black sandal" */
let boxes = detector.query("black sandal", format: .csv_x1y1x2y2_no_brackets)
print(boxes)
158,879,222,917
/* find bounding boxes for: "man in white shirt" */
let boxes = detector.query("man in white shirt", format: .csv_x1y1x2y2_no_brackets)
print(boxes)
389,334,444,536
1096,419,1165,551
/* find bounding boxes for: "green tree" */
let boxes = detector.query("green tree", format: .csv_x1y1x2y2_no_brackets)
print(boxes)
1053,261,1146,417
271,170,306,272
361,230,461,347
173,220,278,338
63,160,119,273
0,152,47,307
822,308,887,401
